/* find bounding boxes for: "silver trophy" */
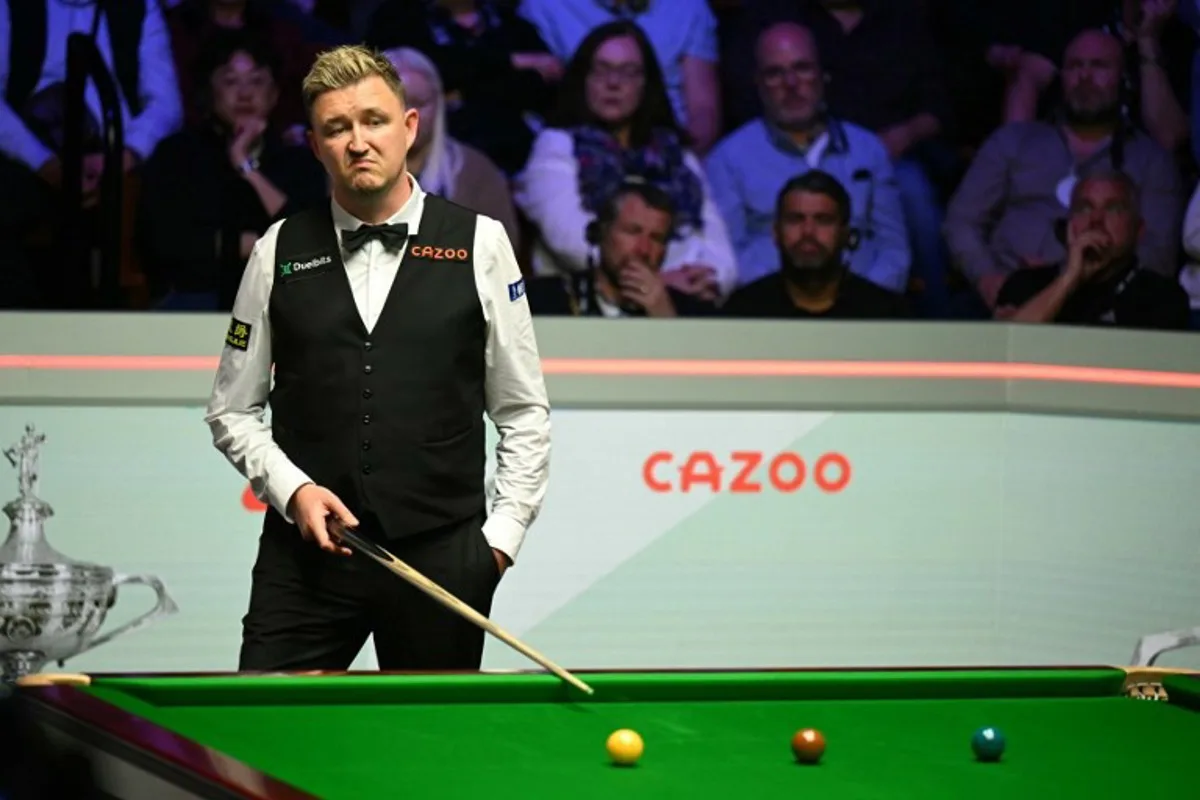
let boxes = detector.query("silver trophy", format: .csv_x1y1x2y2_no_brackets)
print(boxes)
0,425,178,681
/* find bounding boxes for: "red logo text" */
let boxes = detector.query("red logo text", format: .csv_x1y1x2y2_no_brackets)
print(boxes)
411,245,469,261
642,451,851,494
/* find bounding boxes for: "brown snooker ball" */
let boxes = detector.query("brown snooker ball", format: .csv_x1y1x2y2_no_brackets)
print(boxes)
791,728,825,764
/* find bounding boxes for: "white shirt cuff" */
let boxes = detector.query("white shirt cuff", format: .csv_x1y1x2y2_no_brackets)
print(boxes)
265,463,313,524
482,511,528,564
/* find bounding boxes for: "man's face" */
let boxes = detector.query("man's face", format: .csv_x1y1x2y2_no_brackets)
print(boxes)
1066,177,1142,272
600,193,672,275
774,189,847,272
755,27,823,131
1061,32,1123,124
211,51,277,128
307,75,417,199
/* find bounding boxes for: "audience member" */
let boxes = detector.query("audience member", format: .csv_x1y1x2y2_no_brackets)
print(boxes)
167,0,328,136
956,0,1190,155
0,0,183,306
722,170,910,319
527,178,715,317
135,29,327,310
723,0,955,316
996,169,1189,329
365,0,559,175
705,22,910,294
943,28,1184,316
381,47,521,248
513,20,737,301
519,0,723,154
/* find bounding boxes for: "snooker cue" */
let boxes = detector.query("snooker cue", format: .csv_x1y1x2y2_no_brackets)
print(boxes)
328,519,594,696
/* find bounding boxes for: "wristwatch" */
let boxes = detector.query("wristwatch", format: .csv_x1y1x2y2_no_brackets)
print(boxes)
237,156,260,176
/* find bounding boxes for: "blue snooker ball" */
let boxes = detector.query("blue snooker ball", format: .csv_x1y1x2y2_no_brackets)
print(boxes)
971,727,1005,762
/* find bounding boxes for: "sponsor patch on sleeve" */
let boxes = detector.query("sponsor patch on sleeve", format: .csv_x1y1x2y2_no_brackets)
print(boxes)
225,317,252,351
507,277,526,302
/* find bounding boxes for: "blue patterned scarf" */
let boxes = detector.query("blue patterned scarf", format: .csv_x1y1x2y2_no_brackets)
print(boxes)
571,125,705,239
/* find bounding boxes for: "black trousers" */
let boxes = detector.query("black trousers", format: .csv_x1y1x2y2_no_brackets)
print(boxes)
238,510,502,672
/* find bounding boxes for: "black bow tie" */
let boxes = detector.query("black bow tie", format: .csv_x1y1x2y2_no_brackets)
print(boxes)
342,222,410,253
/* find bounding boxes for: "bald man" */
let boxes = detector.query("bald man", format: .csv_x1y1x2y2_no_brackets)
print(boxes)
943,28,1184,316
705,21,910,293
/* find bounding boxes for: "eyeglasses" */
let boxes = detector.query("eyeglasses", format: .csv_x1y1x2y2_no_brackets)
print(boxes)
589,62,644,83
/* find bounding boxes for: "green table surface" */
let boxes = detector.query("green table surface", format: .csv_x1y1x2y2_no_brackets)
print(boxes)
78,668,1200,799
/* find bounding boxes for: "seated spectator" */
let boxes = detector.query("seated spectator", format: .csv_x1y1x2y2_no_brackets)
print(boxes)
513,20,737,302
722,0,954,316
135,29,328,310
705,22,910,295
943,28,1184,316
381,47,520,248
998,170,1189,329
527,178,715,317
365,0,559,175
722,171,910,319
168,0,329,136
0,0,182,307
519,0,722,154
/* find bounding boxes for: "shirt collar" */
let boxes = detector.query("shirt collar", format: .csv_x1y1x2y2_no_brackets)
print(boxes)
763,116,849,158
331,173,425,239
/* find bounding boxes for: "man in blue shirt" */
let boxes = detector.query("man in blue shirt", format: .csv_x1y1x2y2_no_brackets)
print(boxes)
704,22,910,293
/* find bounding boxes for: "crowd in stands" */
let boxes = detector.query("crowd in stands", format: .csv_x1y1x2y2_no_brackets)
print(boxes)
2,0,1199,331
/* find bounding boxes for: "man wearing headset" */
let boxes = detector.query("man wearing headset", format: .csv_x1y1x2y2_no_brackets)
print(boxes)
704,21,910,296
944,28,1184,316
722,170,910,319
996,169,1189,329
525,178,717,317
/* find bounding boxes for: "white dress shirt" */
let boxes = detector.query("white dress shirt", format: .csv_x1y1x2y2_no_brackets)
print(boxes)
204,177,552,562
0,0,183,169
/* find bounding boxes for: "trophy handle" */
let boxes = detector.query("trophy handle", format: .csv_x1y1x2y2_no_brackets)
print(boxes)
73,574,180,657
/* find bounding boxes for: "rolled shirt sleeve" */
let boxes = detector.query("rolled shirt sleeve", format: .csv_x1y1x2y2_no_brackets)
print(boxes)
474,216,552,563
203,225,313,523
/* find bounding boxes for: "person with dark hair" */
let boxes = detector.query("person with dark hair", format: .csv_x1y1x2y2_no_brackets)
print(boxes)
722,170,910,318
167,0,333,133
513,19,737,303
526,178,717,317
518,0,722,154
135,27,328,310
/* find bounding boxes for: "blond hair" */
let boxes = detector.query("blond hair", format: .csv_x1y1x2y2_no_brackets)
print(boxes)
382,47,462,196
301,44,406,118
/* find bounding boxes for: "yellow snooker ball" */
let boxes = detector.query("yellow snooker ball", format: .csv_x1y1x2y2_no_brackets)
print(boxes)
606,728,644,766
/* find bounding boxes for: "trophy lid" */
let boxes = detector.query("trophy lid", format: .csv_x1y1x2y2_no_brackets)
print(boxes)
0,425,107,575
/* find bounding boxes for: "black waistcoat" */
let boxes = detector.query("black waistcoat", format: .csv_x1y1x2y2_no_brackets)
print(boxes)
268,195,486,540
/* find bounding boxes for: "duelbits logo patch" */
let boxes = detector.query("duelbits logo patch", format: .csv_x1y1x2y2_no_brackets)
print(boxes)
279,255,333,279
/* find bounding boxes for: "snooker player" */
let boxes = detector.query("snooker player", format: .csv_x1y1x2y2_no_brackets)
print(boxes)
203,44,551,672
